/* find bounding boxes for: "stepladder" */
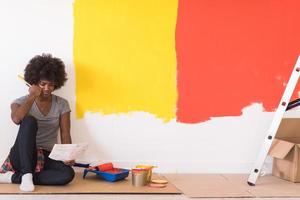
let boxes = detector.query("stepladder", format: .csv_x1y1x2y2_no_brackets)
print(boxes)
247,55,300,186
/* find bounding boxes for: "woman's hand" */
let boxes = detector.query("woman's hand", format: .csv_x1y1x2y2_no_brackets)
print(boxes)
64,160,75,166
29,85,42,98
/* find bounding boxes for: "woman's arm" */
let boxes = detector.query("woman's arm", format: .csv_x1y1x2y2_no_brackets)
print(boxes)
11,85,41,124
60,112,72,144
60,111,74,166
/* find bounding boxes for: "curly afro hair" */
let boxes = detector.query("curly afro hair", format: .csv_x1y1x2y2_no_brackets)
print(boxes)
24,53,67,90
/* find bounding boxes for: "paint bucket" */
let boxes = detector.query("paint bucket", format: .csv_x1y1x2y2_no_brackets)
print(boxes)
131,168,148,187
135,165,156,183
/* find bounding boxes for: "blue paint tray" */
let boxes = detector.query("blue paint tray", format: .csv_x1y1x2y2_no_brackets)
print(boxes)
83,168,130,182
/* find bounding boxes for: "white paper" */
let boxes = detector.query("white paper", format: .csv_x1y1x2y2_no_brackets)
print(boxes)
49,143,88,161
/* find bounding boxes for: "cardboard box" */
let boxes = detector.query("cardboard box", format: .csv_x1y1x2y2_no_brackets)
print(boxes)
268,118,300,182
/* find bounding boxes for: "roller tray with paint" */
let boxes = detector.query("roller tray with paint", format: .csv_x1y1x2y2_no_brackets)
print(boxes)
83,162,129,182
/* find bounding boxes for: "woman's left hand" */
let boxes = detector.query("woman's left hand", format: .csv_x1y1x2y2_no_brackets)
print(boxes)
64,160,75,166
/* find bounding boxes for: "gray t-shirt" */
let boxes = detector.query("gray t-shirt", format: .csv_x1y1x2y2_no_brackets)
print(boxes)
13,94,71,151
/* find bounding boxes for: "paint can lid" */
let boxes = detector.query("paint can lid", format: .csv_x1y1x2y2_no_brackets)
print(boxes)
148,183,167,188
151,179,168,184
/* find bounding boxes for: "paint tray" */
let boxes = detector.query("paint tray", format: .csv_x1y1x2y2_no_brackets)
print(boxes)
83,168,130,182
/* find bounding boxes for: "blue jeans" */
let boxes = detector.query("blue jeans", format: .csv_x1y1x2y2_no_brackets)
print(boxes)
9,116,75,185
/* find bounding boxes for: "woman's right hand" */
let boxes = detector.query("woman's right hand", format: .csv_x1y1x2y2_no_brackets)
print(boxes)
29,85,42,98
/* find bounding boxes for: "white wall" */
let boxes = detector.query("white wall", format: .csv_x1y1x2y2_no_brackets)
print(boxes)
0,0,298,173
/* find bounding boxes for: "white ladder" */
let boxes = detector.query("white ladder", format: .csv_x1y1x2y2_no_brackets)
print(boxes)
247,55,300,186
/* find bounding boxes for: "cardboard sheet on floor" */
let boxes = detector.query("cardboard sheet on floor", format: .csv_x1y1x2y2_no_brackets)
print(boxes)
0,172,180,194
224,174,300,197
164,174,252,198
165,174,300,198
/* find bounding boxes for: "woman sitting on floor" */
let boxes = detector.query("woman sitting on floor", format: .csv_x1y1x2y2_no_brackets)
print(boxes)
0,54,75,192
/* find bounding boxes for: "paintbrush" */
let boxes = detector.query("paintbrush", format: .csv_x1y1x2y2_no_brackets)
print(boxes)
18,75,31,87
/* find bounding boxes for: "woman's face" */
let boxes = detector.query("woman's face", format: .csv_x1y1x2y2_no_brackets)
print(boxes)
38,80,55,98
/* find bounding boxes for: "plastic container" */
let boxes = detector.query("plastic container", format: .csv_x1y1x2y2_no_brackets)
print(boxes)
83,168,129,182
135,165,156,183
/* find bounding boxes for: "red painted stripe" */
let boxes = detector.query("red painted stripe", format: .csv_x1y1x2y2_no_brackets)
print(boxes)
176,0,300,123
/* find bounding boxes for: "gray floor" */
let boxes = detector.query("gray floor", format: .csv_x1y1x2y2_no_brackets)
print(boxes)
0,195,300,200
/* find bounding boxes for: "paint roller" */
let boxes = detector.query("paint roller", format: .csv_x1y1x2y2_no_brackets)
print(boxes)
74,162,114,171
87,162,114,171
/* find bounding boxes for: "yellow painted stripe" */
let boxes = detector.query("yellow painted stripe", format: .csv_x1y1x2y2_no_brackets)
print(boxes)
74,0,178,121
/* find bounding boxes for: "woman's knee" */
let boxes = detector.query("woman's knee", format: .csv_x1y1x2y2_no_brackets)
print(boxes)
20,116,37,135
21,116,37,127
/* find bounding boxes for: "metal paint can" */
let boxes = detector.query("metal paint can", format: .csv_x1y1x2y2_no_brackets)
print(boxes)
131,168,148,187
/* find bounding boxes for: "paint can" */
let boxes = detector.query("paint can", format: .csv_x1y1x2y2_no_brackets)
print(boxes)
135,165,156,183
131,168,148,187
